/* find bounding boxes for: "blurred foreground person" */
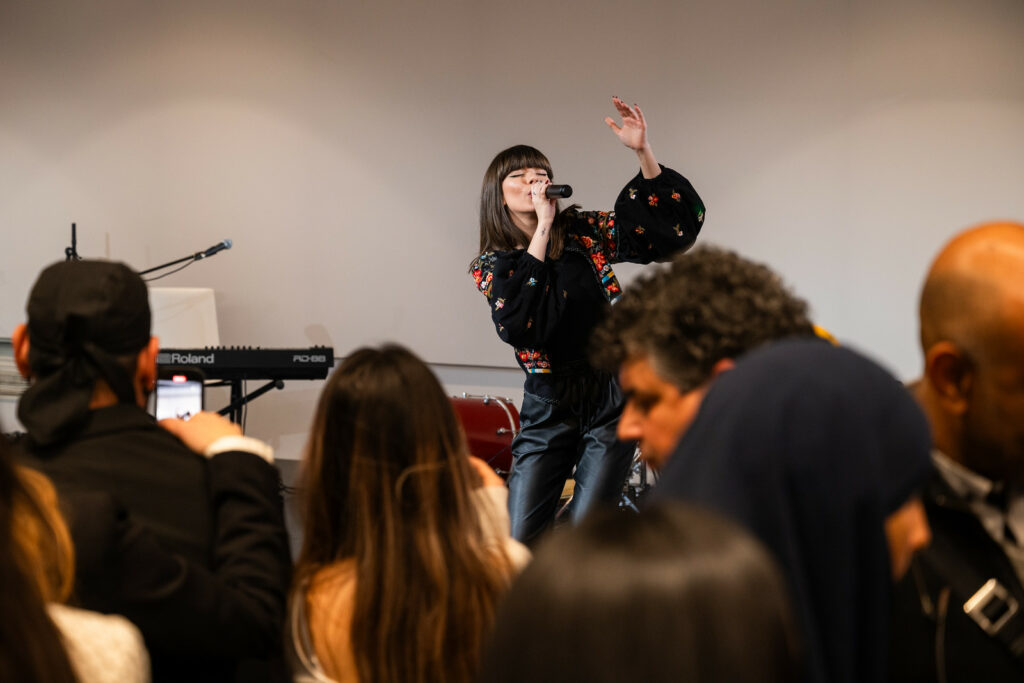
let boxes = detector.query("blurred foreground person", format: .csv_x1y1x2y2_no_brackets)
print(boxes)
653,340,933,683
291,344,529,683
2,432,148,682
479,502,800,683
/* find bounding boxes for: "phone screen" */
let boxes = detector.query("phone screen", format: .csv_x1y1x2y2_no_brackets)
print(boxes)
155,374,204,421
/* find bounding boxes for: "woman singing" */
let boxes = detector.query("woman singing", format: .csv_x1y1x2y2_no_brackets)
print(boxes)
470,97,706,544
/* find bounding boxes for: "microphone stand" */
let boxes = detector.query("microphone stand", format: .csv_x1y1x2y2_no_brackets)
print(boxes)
138,253,197,274
65,223,81,261
139,248,211,276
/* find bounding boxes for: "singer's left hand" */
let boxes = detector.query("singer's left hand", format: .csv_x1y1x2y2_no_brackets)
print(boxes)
604,96,648,151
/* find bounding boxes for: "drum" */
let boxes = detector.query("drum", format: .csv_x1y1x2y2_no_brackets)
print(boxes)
449,394,520,477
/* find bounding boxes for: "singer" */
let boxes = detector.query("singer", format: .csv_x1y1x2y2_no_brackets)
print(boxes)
470,96,706,544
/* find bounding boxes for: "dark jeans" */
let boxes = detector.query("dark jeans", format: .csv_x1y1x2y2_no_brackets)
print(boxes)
506,372,635,546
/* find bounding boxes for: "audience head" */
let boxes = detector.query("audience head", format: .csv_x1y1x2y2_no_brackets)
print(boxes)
653,339,932,683
480,502,801,683
13,259,157,447
0,434,78,682
590,244,815,468
297,343,511,683
299,343,493,567
917,221,1024,484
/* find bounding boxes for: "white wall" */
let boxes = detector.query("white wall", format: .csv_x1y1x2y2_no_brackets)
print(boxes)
2,0,1023,459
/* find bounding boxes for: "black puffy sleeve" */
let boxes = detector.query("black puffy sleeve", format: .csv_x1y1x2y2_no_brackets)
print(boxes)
470,250,567,348
570,165,705,265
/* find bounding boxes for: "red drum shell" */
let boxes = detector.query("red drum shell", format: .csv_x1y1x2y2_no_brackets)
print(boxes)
449,395,520,477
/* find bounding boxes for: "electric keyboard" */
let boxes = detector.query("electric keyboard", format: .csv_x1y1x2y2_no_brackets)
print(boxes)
157,346,334,381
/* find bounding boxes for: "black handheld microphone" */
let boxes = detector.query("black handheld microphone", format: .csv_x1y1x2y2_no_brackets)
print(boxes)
545,184,573,199
198,239,233,259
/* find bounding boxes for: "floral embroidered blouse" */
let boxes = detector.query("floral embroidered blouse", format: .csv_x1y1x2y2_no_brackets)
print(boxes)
471,165,705,391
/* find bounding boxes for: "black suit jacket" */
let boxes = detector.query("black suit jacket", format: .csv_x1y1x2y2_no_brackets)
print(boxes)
19,404,292,683
889,472,1024,682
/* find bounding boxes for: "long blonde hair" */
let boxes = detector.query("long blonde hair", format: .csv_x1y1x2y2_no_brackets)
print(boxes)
12,466,75,603
0,435,78,683
296,344,512,683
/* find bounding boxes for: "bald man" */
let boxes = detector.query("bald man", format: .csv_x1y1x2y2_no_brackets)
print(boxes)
890,222,1024,682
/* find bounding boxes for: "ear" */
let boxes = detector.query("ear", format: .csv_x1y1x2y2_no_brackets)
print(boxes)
709,357,735,379
924,341,972,415
12,323,31,379
135,337,160,404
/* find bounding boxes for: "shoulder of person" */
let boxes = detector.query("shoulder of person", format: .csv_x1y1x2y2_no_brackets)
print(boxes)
48,603,150,683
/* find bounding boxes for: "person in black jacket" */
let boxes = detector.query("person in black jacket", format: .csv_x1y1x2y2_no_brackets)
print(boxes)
890,221,1024,682
650,340,933,683
470,96,705,544
12,259,291,683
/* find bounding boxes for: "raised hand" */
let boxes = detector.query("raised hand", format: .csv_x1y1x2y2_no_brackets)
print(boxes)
604,95,660,179
604,96,649,151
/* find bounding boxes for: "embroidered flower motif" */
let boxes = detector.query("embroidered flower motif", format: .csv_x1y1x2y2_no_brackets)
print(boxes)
628,188,638,200
674,224,683,236
508,269,515,277
580,236,594,248
498,323,505,332
648,194,659,207
634,226,645,235
527,277,538,286
609,282,621,294
588,216,596,225
527,318,533,329
494,298,505,310
473,266,495,297
671,191,681,202
697,209,705,223
562,289,568,298
592,252,607,271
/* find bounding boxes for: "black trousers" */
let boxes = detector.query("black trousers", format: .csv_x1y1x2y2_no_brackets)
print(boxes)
506,371,635,545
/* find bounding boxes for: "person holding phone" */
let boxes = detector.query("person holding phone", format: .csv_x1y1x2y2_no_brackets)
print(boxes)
154,367,206,421
12,259,291,682
469,97,707,544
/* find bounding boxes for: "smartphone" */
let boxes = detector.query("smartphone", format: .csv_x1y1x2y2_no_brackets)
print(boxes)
154,367,206,421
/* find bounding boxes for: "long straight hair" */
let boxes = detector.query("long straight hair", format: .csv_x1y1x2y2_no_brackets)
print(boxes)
0,435,78,683
477,144,571,260
296,344,512,683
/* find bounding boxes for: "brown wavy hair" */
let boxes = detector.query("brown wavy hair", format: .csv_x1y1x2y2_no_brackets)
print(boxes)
296,344,513,683
590,245,815,392
476,144,571,260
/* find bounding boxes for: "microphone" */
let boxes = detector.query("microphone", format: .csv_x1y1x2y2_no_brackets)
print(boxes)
198,239,232,259
545,184,573,199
